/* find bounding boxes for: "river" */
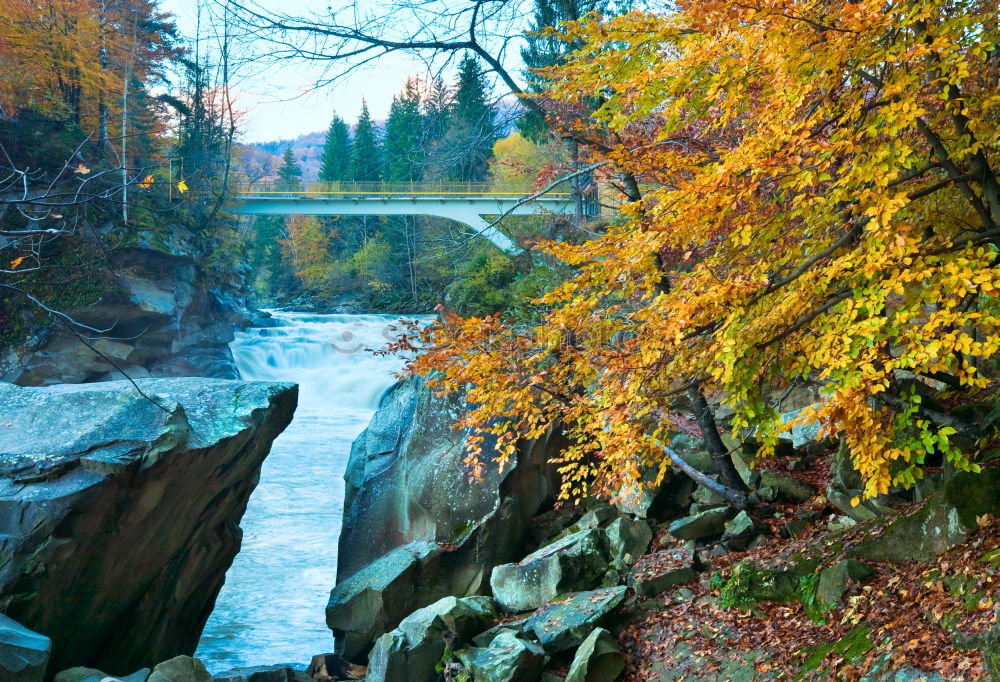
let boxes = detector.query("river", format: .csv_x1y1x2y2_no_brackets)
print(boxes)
195,311,419,673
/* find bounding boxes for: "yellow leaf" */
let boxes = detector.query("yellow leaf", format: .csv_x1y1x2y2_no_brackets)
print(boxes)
177,179,188,193
9,256,25,270
139,175,154,189
74,163,90,175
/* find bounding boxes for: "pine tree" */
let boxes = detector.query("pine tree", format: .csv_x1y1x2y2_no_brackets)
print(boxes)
383,79,423,183
276,146,302,191
352,101,381,182
448,54,496,182
518,0,615,140
421,76,453,181
319,114,352,183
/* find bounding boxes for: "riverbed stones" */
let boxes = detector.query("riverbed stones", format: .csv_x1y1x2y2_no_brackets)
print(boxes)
490,529,611,612
0,614,50,682
667,507,735,540
565,628,624,682
147,656,211,682
212,665,312,682
0,379,297,676
459,631,546,682
365,596,496,682
55,667,149,682
524,586,628,653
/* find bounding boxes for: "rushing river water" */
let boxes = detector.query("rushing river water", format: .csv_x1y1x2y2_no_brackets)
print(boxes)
195,311,419,673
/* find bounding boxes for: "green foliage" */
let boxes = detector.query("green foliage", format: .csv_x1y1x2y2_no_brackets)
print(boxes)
447,55,495,182
797,627,873,678
320,115,352,182
352,101,382,182
719,562,763,610
446,253,518,316
797,573,830,624
276,147,303,191
384,80,423,182
518,0,620,141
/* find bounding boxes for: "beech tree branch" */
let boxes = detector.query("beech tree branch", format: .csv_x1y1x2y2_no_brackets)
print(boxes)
663,444,749,509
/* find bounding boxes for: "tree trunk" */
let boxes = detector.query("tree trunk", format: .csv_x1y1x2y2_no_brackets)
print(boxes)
687,386,747,492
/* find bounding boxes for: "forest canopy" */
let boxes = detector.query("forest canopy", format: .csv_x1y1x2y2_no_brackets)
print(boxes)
408,0,1000,504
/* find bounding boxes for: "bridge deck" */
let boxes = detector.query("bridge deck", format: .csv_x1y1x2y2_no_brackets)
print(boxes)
232,182,590,253
235,181,571,200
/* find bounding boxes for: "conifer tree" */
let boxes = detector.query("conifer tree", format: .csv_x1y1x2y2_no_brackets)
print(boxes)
448,55,495,182
276,146,302,191
420,77,454,181
351,101,381,182
517,0,614,140
319,114,352,183
383,79,423,183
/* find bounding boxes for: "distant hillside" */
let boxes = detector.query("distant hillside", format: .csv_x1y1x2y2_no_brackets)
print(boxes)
245,130,326,181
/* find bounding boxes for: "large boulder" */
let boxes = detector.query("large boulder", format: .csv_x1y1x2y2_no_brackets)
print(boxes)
458,631,546,682
365,596,496,682
0,613,50,682
0,379,297,675
667,507,735,540
626,549,697,598
826,440,895,521
565,628,624,682
851,468,1000,562
815,560,873,607
523,587,628,653
604,517,652,565
54,668,148,682
756,471,814,503
148,656,210,682
490,529,611,612
332,377,562,654
614,435,702,520
337,378,560,580
326,541,447,660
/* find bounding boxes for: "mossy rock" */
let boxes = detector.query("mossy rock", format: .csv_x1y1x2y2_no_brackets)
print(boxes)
721,560,819,608
851,467,1000,562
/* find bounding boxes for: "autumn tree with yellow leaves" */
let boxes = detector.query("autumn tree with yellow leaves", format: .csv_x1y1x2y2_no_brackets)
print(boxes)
407,0,1000,505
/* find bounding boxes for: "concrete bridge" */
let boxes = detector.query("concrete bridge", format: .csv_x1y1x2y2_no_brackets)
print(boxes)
232,182,596,253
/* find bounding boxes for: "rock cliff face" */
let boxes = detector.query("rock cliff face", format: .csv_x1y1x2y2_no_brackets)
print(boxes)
0,378,298,676
330,377,563,658
337,377,561,581
1,229,255,386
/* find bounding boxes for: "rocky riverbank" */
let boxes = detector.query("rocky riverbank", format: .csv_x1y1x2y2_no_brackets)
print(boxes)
0,378,297,680
321,378,1000,681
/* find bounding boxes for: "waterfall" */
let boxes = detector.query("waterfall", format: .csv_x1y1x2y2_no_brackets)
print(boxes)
196,311,425,673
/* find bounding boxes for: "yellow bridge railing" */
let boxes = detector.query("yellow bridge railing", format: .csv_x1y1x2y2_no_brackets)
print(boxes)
234,181,574,199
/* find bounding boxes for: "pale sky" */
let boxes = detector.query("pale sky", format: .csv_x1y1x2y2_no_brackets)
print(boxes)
161,0,528,143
